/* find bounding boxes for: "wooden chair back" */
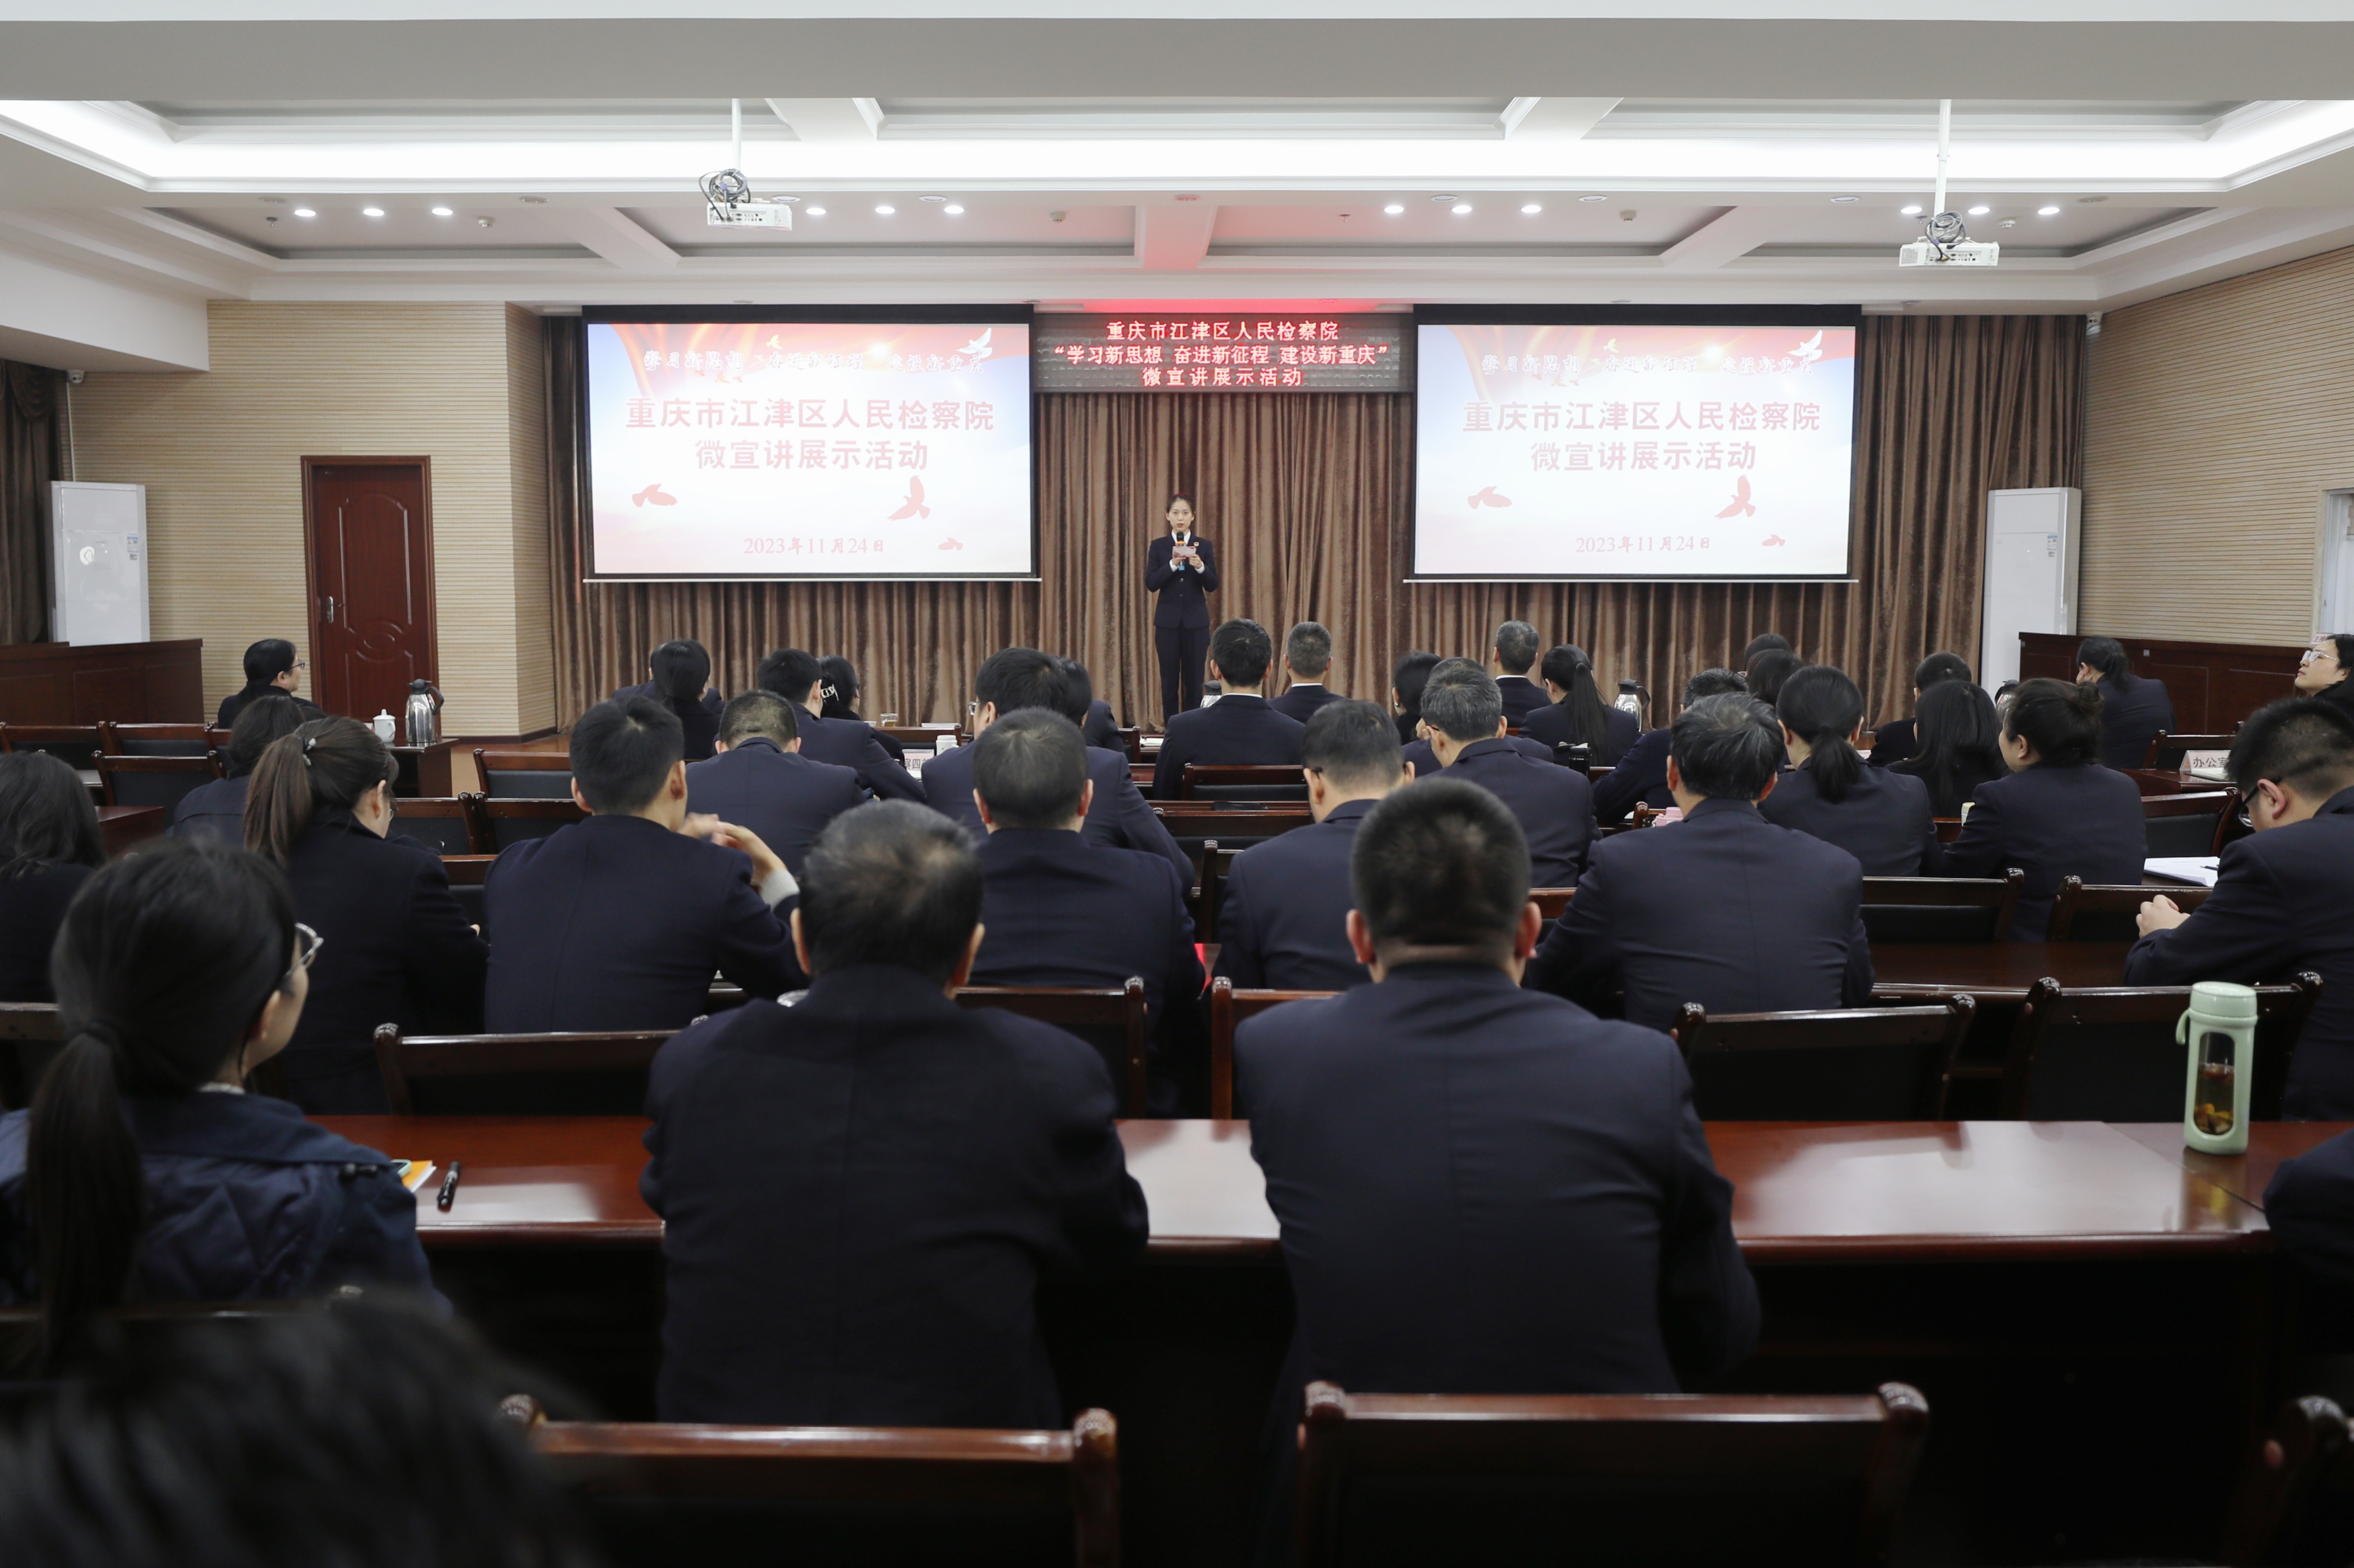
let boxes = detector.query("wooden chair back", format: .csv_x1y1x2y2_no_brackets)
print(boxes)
388,795,482,857
1857,871,2023,945
1114,726,1142,763
1932,817,1964,844
1181,763,1309,802
2142,788,2239,858
0,1298,336,1379
473,746,575,799
0,1003,66,1113
1,723,102,774
94,751,222,810
1529,888,1574,921
1153,804,1313,857
372,1024,673,1116
1207,977,1340,1119
1194,843,1250,942
2001,973,2323,1121
1294,1380,1930,1568
2046,876,2213,942
2143,729,2239,771
1671,998,1975,1120
528,1410,1119,1568
956,979,1151,1117
98,720,213,757
466,795,588,852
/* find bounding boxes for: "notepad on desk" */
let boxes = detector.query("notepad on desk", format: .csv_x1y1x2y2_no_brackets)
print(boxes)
2145,857,2220,888
390,1160,436,1194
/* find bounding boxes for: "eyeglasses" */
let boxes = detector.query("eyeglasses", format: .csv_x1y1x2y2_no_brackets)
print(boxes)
292,922,324,973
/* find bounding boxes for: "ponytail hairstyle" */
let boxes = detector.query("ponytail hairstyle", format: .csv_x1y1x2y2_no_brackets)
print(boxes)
1776,664,1866,803
817,655,861,720
648,639,711,710
2005,676,2105,767
1391,650,1441,729
2076,636,2131,683
29,839,296,1363
1539,644,1616,752
243,717,398,866
0,752,104,884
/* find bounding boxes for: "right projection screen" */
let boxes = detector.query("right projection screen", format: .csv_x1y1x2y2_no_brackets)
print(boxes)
1413,312,1859,580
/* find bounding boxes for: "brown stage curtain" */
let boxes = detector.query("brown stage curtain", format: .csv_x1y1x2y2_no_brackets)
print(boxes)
0,363,61,646
546,314,2081,729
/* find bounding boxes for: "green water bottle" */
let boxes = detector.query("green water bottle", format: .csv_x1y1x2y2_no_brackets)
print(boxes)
2180,980,2258,1156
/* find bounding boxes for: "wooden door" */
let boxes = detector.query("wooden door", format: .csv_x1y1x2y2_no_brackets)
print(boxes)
302,458,436,723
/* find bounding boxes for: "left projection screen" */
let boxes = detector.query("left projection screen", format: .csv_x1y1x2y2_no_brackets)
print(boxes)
583,318,1034,579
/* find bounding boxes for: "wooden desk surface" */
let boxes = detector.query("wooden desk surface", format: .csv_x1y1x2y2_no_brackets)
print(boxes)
96,803,166,856
2111,1120,2352,1210
319,1115,2270,1264
1870,941,2131,1002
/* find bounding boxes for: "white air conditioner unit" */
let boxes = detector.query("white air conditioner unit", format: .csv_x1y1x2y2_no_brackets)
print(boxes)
1899,239,1999,268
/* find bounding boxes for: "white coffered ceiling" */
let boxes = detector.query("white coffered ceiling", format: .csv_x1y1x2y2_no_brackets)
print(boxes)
9,3,2354,361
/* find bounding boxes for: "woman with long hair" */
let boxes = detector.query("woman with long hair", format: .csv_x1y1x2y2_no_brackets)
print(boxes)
170,691,310,845
1943,677,2147,939
1390,649,1441,746
0,753,107,1002
649,638,719,761
1865,650,1972,770
1522,644,1640,764
820,654,906,764
0,840,431,1365
245,717,487,1111
1759,664,1939,874
1892,680,2010,817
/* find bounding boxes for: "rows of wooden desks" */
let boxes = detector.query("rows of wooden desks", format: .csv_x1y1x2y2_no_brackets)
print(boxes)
322,1110,2336,1567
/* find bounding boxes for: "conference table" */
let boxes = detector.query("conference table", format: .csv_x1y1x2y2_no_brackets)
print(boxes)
323,1111,2321,1566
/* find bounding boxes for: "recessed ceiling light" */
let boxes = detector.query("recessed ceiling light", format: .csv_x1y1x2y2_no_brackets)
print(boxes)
1451,202,1472,215
1382,203,1404,215
806,206,826,217
1579,194,1607,203
2078,195,2109,204
292,207,316,218
1899,204,1923,216
1431,194,1458,205
2037,204,2061,216
943,203,964,215
875,204,895,215
1520,202,1542,215
1966,204,1990,215
1830,195,1859,204
430,205,453,217
361,207,385,217
920,195,946,203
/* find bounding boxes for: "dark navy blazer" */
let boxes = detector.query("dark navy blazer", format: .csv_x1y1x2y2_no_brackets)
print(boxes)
1144,534,1220,629
791,708,923,802
1529,797,1875,1030
685,737,866,878
612,680,725,718
1522,702,1640,766
1759,763,1941,876
968,829,1203,1026
169,774,249,845
0,862,92,1002
1151,694,1305,799
0,1092,433,1305
1213,797,1375,993
2093,671,2176,771
1438,737,1594,889
2265,1127,2354,1291
1941,762,2147,940
642,970,1147,1426
2127,787,2354,1117
922,741,1191,882
483,813,802,1033
1082,699,1122,752
1592,726,1677,823
1401,732,1551,780
1270,683,1343,725
1494,674,1547,726
1866,716,1918,769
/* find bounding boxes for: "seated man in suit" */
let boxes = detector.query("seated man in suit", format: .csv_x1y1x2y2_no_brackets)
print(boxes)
1239,778,1757,1540
1593,667,1748,824
1490,619,1547,726
2077,635,2175,770
1865,650,1971,770
483,696,803,1032
923,648,1190,880
684,690,866,877
1151,619,1306,798
1418,667,1593,889
1529,692,1875,1029
969,709,1203,1022
1401,658,1555,777
757,646,923,801
1081,696,1122,752
1216,700,1406,993
642,800,1147,1426
611,638,725,717
2129,697,2354,1118
1270,620,1343,724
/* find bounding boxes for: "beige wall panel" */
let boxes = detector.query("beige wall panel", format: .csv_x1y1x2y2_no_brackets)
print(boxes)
504,305,555,733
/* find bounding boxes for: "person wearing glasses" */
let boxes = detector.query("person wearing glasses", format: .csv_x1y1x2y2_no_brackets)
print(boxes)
217,638,326,727
0,841,432,1358
2296,633,2354,724
243,717,488,1113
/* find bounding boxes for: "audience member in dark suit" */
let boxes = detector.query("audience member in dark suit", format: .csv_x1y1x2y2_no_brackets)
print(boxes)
1943,678,2149,941
921,648,1191,880
1891,679,2010,817
2264,1126,2354,1292
757,646,922,801
1744,646,1802,713
1151,620,1306,799
967,711,1204,1095
485,696,803,1034
1240,778,1757,1553
171,692,308,845
1744,631,1790,664
2077,636,2176,770
1082,697,1122,752
685,691,866,878
636,638,720,760
612,636,725,718
1522,644,1641,764
2128,698,2354,1117
215,638,326,727
1490,619,1548,726
1216,701,1405,993
242,717,489,1113
819,654,905,765
1419,664,1593,888
1529,692,1875,1029
1146,493,1220,719
1760,664,1940,875
0,842,433,1350
1400,660,1555,777
1593,667,1748,824
641,801,1147,1426
1270,620,1343,725
0,752,105,1002
2297,633,2354,725
1391,649,1440,746
1866,650,1972,770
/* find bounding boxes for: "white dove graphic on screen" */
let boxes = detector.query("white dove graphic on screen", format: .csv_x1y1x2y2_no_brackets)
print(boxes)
1790,330,1824,367
959,329,995,363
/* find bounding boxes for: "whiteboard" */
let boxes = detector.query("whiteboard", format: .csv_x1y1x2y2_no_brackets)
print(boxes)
50,481,149,646
1980,487,2080,690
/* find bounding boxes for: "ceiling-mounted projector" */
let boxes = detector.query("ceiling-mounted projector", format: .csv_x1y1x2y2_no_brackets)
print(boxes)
1898,100,1996,269
702,100,792,229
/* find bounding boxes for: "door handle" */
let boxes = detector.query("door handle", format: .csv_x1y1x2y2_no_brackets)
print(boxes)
324,596,336,623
